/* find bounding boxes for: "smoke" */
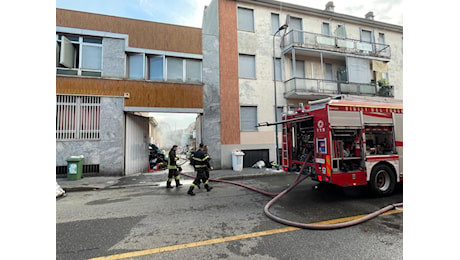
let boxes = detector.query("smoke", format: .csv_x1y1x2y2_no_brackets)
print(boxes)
155,121,195,151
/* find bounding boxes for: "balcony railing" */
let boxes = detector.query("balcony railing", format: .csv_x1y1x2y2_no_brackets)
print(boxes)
282,30,391,59
284,78,394,97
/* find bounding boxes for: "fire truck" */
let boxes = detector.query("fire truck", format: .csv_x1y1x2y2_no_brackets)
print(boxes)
281,98,402,196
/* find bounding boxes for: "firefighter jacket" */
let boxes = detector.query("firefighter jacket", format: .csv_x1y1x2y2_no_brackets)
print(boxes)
192,149,210,169
168,149,179,170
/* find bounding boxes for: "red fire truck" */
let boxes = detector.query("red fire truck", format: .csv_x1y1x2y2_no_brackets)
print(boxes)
281,98,403,196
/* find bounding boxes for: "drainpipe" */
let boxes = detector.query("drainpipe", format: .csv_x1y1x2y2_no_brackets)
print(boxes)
273,23,288,166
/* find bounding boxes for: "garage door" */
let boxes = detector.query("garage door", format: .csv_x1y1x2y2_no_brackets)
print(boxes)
241,149,269,168
125,113,149,175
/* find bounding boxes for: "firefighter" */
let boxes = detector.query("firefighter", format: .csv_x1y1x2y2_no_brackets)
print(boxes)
187,144,213,196
166,145,182,188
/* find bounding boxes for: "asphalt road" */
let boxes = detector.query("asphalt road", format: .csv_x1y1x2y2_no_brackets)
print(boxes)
56,173,403,259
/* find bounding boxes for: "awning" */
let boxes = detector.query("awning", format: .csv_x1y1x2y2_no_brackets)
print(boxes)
372,60,388,72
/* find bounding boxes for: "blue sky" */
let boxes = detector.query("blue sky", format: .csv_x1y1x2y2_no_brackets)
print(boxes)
56,0,209,28
56,0,403,27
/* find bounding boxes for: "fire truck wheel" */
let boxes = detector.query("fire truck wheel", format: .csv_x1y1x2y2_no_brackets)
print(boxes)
369,164,395,196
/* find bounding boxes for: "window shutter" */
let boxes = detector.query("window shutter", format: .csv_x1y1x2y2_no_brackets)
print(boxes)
239,55,256,79
240,106,257,131
238,7,254,32
60,36,75,68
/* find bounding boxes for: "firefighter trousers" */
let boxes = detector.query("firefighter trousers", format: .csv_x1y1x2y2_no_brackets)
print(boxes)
192,168,209,187
168,169,179,181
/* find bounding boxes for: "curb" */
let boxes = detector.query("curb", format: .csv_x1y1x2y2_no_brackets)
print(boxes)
215,170,289,181
58,169,291,193
63,186,104,192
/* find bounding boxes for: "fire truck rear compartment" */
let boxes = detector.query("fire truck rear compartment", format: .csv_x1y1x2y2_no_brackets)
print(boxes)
331,128,363,172
291,119,314,165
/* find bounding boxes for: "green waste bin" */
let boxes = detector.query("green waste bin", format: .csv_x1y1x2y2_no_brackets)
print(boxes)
66,156,84,180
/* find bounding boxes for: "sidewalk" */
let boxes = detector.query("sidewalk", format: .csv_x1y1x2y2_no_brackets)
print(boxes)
57,165,286,193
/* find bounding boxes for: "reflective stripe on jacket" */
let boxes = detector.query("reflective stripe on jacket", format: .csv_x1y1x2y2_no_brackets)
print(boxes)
192,149,210,169
168,149,178,170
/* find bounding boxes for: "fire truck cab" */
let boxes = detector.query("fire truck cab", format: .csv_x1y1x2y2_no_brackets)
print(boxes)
282,98,403,196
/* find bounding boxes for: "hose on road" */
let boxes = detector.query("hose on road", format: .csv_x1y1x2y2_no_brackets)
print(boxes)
178,158,402,230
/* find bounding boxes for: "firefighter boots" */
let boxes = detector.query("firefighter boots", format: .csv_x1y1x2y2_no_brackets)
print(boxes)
175,179,183,187
166,181,173,189
187,186,195,196
205,184,213,192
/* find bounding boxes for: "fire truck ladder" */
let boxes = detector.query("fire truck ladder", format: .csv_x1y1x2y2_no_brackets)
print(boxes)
282,122,288,168
258,115,312,170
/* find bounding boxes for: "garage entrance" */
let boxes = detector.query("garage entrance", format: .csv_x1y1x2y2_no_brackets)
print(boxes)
123,109,202,175
241,149,269,168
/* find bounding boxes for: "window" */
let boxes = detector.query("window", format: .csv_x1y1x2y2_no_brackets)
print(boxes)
290,17,303,43
274,58,282,81
82,45,102,70
148,56,164,80
271,13,280,35
239,54,256,79
128,54,144,79
185,59,202,83
322,23,330,36
361,29,373,43
378,33,385,44
127,54,201,83
167,58,184,81
56,95,101,140
359,29,374,52
336,25,346,38
56,34,102,77
325,63,333,80
295,60,305,78
240,106,257,131
238,7,254,32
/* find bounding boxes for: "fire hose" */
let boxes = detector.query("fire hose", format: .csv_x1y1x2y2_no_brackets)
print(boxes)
177,159,403,230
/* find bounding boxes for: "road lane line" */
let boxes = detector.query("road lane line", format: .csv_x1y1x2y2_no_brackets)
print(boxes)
311,209,403,225
89,209,402,260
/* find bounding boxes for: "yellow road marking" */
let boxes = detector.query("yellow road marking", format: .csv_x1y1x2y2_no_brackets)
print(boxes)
89,209,402,260
312,209,402,225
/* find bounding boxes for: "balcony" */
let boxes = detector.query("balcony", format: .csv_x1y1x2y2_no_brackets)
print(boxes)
284,78,394,99
282,30,391,59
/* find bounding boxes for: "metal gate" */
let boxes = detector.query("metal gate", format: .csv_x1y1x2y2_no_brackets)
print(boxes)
125,113,149,175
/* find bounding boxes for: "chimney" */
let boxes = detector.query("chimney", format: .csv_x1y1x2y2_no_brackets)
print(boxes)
325,1,335,12
365,11,374,20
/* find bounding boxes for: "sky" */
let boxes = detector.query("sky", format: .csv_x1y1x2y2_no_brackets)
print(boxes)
55,0,403,27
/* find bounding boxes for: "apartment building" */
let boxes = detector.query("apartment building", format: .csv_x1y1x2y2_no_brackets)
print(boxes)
201,0,403,169
56,9,203,176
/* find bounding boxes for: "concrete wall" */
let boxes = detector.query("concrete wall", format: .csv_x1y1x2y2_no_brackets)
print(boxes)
102,38,125,78
56,97,125,176
233,2,288,166
202,0,222,169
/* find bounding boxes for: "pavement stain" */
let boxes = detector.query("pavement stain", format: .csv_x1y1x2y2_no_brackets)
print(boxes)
86,198,131,205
